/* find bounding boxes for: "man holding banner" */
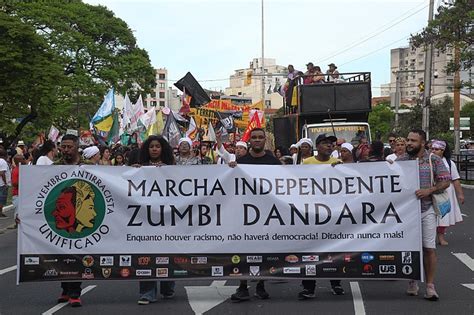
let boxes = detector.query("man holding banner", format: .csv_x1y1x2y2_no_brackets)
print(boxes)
397,129,451,301
230,128,281,302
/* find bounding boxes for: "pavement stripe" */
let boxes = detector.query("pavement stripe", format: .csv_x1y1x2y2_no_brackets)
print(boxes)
41,285,96,315
461,284,474,291
0,265,17,275
453,253,474,271
350,281,366,315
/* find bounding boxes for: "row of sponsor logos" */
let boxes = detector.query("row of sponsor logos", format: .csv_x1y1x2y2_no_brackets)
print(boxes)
36,263,414,280
24,252,414,268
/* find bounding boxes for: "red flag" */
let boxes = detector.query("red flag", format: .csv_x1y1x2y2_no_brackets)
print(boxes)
241,112,262,142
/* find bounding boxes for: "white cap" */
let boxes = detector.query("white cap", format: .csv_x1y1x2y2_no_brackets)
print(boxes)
236,141,248,149
83,146,100,159
178,137,192,148
341,143,354,151
290,144,298,149
17,140,25,146
297,138,313,148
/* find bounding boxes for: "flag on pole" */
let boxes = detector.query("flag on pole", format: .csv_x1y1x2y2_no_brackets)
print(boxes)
48,125,60,142
139,109,157,130
241,111,262,142
207,121,216,142
162,111,181,148
91,88,115,125
147,110,165,136
122,93,133,129
130,95,144,130
107,110,120,144
174,72,211,107
186,117,198,140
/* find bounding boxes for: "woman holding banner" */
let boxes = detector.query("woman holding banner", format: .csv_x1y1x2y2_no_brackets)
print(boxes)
136,135,176,305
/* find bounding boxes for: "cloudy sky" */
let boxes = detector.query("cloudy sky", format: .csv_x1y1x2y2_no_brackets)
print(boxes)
85,0,436,96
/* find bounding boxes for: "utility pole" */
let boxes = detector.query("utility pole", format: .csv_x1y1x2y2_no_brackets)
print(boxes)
261,0,265,107
394,73,400,130
454,45,461,154
421,0,435,139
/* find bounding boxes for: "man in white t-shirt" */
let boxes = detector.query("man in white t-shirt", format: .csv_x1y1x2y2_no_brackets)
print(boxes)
0,148,12,218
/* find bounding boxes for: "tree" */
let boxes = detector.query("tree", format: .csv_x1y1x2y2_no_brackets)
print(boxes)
368,104,394,141
0,1,156,144
410,0,473,86
0,12,66,147
460,101,474,135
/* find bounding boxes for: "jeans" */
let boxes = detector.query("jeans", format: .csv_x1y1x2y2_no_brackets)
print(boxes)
139,281,175,301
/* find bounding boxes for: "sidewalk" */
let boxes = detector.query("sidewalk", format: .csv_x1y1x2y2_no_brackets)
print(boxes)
0,205,16,233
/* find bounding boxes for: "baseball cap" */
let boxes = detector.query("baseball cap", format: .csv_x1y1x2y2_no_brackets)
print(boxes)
315,133,337,145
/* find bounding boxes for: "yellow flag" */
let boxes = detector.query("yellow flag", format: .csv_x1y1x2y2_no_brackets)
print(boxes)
147,110,165,136
94,115,114,132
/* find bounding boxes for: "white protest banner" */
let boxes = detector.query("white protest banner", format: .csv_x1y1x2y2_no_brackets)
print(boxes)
18,162,422,282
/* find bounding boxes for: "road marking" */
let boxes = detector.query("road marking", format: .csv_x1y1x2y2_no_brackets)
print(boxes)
41,285,96,315
453,253,474,271
461,284,474,291
350,281,366,315
0,265,17,275
185,280,238,315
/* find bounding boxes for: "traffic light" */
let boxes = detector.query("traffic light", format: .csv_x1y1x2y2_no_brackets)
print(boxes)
418,81,424,92
245,71,252,86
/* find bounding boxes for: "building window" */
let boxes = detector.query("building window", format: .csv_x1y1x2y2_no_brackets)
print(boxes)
159,73,166,80
150,91,156,98
151,101,157,106
159,92,165,99
159,82,165,89
144,101,147,106
159,101,165,107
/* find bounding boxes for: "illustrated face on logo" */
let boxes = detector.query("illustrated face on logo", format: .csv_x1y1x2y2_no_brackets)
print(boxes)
72,181,97,232
52,189,76,233
45,179,105,239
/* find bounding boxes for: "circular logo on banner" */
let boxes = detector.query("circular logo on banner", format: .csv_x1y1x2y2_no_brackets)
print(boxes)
44,179,106,239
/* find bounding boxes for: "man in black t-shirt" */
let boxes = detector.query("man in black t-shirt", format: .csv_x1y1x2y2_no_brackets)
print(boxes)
230,128,280,302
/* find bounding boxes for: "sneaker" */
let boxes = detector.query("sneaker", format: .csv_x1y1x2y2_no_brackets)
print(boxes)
406,280,419,296
57,294,69,303
297,289,315,300
254,286,270,299
137,298,151,305
331,284,345,295
162,291,175,299
230,287,250,302
69,297,82,307
424,284,439,301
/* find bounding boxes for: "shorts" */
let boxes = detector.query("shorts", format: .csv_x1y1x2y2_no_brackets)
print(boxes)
421,207,436,249
0,185,8,205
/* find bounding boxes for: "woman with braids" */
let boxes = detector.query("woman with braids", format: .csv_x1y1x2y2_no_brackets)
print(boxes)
135,135,176,304
430,140,464,246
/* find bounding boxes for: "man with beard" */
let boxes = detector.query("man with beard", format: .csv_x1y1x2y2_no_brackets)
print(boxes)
54,134,91,307
299,134,345,299
397,129,450,301
229,128,280,302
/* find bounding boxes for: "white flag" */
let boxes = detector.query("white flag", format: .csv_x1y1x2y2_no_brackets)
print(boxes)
139,109,157,129
122,93,133,128
130,95,144,130
208,121,216,142
186,117,197,140
48,125,60,142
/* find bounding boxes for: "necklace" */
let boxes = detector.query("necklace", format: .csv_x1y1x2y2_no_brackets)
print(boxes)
150,160,162,166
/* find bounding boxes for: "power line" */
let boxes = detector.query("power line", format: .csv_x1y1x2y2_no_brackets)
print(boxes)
318,2,429,63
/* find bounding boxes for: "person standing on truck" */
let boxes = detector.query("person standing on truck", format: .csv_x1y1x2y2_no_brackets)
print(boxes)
326,63,340,82
303,62,316,85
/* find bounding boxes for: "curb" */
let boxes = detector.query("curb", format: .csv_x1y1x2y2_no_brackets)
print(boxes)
461,184,474,190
